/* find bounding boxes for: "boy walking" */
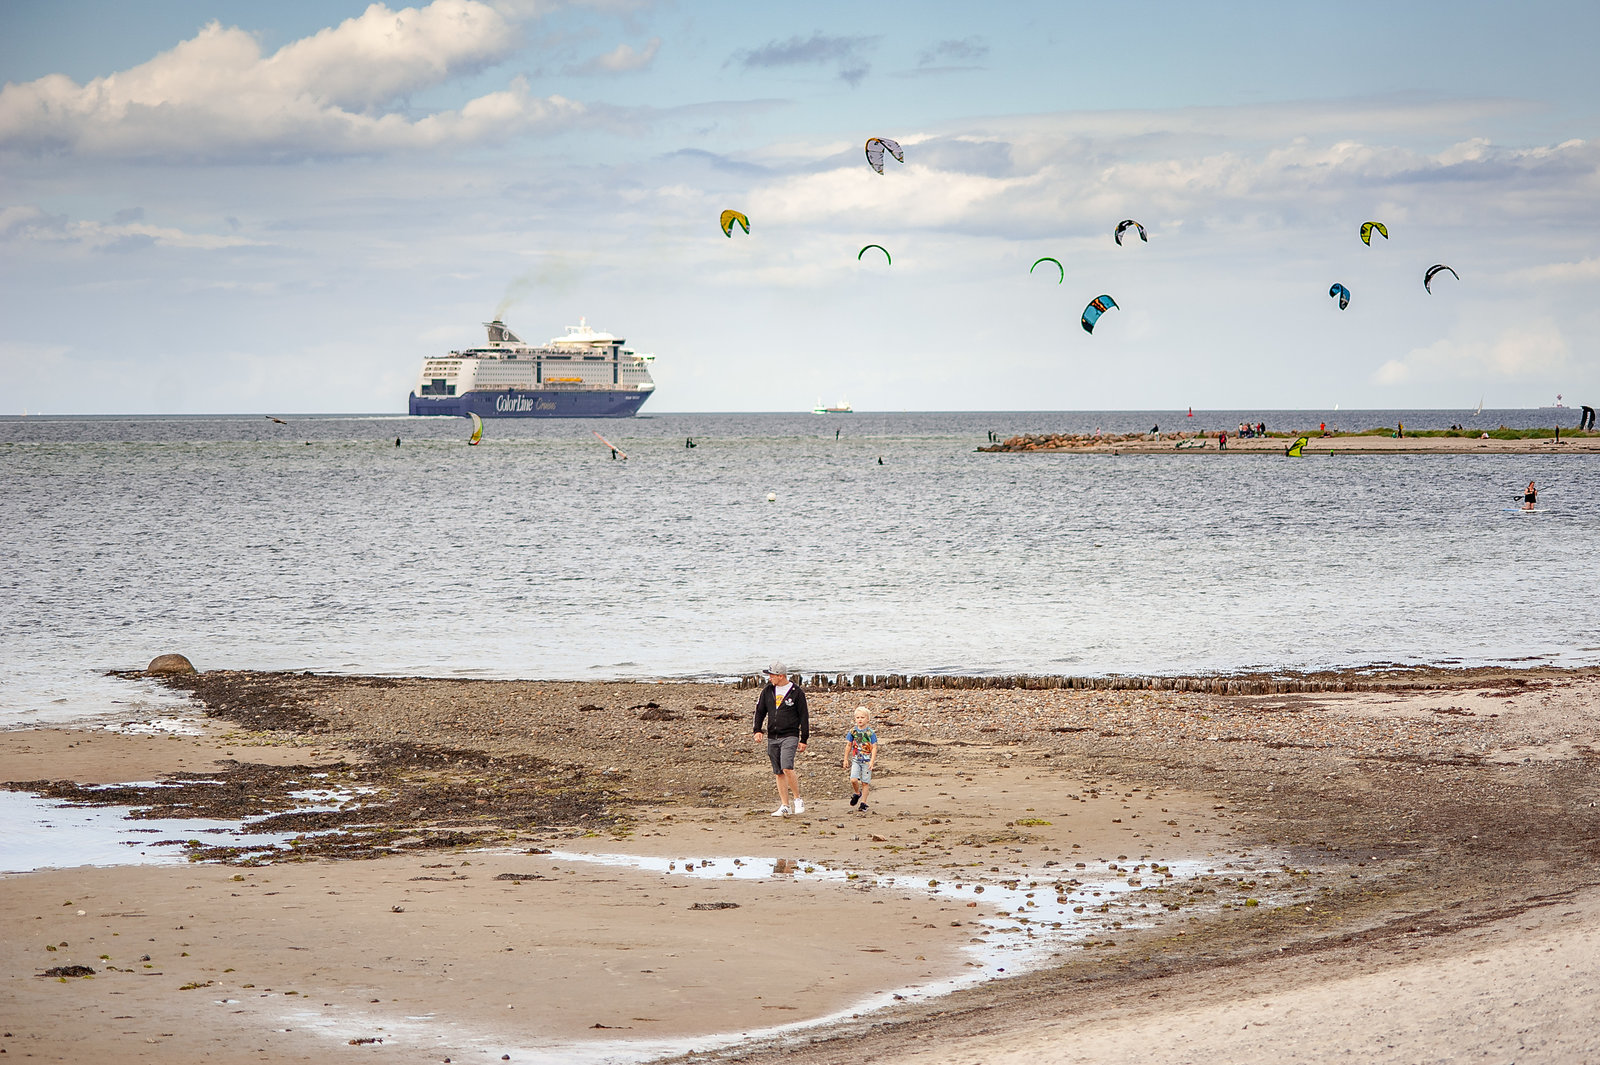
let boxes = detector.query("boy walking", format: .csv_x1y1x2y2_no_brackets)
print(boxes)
843,706,878,812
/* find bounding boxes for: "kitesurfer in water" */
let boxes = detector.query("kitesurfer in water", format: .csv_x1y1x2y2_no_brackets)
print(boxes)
1524,481,1538,510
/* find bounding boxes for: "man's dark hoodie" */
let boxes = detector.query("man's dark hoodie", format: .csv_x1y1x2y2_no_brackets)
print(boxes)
752,682,809,743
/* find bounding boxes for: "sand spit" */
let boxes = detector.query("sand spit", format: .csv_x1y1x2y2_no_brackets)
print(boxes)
3,667,1599,1064
980,432,1600,455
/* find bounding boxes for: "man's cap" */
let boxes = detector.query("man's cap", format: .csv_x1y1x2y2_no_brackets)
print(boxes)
765,661,787,676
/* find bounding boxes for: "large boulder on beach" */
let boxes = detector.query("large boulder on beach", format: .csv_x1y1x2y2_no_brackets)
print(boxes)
146,653,196,675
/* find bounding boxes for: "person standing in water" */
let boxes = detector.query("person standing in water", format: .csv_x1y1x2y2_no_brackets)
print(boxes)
1524,480,1538,510
753,663,808,816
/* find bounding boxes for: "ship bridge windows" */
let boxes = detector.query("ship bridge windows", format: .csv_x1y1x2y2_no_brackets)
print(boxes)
583,355,606,361
420,378,456,396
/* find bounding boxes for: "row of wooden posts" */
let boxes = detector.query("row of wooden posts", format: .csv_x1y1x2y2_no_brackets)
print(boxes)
736,672,1444,695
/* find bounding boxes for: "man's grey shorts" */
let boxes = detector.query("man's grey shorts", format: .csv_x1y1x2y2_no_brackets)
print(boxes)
767,735,800,774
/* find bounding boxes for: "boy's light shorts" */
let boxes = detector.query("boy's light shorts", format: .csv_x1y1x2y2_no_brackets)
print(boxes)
850,760,872,783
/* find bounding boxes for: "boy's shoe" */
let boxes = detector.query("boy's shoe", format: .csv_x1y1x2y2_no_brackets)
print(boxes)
772,805,790,817
792,798,805,814
858,803,869,812
848,793,861,806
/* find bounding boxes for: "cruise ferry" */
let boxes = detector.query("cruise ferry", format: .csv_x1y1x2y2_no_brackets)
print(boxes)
408,318,655,418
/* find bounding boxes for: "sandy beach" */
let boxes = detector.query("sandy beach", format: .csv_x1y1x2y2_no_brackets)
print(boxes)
4,667,1600,1063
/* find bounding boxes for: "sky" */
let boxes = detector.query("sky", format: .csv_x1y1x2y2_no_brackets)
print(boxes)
2,0,1598,414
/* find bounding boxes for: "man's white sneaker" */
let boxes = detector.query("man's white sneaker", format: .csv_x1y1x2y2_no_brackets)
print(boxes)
792,798,805,814
772,805,790,816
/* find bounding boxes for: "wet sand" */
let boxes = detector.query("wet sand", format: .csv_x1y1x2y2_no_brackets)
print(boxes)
4,668,1600,1063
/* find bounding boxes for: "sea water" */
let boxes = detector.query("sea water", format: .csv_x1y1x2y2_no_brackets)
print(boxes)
3,411,1598,727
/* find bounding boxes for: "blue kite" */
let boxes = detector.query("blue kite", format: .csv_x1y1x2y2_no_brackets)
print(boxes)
1081,294,1119,334
1329,282,1351,310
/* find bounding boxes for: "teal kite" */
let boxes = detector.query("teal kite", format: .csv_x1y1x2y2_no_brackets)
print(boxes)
1080,294,1118,334
1030,257,1064,283
1329,282,1350,310
858,244,891,264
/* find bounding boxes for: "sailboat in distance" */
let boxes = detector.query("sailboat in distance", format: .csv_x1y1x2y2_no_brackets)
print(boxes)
1473,397,1484,417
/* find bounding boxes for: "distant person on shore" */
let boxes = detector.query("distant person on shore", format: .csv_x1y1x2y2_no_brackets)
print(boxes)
1396,421,1404,439
843,706,879,812
1218,430,1227,451
1524,480,1538,510
753,663,808,816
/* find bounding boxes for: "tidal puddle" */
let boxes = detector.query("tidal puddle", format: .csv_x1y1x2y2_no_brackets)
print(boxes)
541,848,1216,974
0,790,295,874
284,845,1284,1065
0,785,371,875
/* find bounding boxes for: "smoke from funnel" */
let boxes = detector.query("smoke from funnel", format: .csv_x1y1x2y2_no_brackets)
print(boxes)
493,255,585,320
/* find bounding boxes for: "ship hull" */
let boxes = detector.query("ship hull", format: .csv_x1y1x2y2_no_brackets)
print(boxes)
409,389,651,418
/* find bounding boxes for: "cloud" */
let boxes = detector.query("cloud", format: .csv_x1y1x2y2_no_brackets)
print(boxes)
0,203,259,251
1512,256,1600,284
733,113,1600,242
916,36,987,66
1374,323,1571,386
0,0,585,159
731,32,877,86
566,36,660,74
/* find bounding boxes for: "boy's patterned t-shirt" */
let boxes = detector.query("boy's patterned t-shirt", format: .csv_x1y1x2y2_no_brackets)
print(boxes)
846,727,877,762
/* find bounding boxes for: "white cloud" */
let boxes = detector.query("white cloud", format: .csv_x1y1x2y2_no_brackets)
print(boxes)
695,118,1599,242
0,1,584,158
1511,256,1600,284
0,203,259,251
568,37,660,74
1375,323,1571,386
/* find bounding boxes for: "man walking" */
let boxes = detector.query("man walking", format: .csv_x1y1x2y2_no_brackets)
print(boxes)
753,662,808,816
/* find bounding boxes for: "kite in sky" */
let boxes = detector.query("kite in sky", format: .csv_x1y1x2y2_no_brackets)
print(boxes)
1424,264,1459,293
1329,282,1351,310
719,210,749,238
864,137,904,174
1030,257,1064,283
858,244,891,264
1360,221,1388,245
1081,295,1118,334
1114,220,1147,246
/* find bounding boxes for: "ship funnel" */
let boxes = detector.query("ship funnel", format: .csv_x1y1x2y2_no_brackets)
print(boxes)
485,319,524,345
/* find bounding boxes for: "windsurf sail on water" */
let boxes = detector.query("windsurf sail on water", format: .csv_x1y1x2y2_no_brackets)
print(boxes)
592,430,628,459
467,412,483,445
